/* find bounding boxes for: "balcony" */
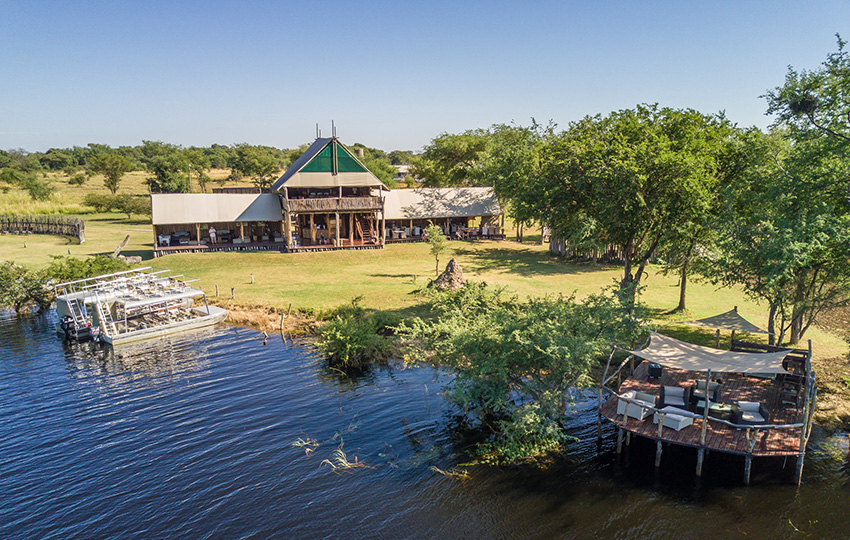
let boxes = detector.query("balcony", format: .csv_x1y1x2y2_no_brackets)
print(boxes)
284,196,382,213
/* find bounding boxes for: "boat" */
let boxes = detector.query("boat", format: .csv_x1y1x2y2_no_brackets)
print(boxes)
54,267,228,346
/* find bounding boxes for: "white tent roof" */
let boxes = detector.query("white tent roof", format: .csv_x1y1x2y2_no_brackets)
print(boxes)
151,194,282,225
680,308,769,334
629,332,791,374
383,187,502,220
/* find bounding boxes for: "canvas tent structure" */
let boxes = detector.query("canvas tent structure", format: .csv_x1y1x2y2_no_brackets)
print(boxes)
381,187,504,241
628,332,791,374
272,137,389,250
674,306,770,348
151,193,285,256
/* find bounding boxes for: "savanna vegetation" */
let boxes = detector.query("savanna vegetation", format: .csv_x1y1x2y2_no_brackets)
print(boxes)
2,39,850,462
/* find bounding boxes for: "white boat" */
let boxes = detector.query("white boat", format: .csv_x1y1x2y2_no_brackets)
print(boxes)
55,267,228,346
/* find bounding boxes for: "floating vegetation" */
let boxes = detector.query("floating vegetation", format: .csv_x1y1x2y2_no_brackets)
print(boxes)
291,437,319,456
320,440,372,472
430,466,471,480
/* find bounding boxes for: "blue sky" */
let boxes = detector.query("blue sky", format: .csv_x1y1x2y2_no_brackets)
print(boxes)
2,1,849,152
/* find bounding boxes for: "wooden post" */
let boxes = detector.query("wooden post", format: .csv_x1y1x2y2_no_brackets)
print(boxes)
215,284,219,297
597,388,604,443
335,211,340,247
310,214,316,244
696,448,705,477
239,222,245,241
744,455,752,485
655,440,663,468
616,427,624,454
715,329,721,348
700,369,712,446
730,329,736,349
196,223,201,242
349,213,354,245
284,212,292,249
625,431,631,446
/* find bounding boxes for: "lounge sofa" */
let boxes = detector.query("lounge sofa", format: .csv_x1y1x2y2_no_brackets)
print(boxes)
690,380,721,404
659,385,691,409
617,390,656,420
653,406,695,431
731,401,770,426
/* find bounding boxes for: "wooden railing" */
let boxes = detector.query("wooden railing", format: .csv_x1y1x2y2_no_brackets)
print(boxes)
283,196,382,213
0,214,85,243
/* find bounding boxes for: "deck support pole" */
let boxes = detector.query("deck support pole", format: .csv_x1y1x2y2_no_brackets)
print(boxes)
715,329,720,349
626,431,631,446
655,440,663,468
310,214,316,244
744,455,752,485
696,448,705,477
349,213,354,245
284,212,292,249
794,453,805,486
616,428,624,454
597,389,603,443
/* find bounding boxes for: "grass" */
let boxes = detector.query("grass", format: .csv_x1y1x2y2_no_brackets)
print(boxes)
1,173,847,361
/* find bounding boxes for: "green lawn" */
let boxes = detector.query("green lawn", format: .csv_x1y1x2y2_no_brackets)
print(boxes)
1,215,846,360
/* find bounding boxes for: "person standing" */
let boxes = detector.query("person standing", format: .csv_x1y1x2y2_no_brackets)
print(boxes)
209,227,217,244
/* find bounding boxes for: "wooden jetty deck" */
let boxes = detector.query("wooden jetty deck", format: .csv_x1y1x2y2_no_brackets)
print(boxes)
600,361,806,457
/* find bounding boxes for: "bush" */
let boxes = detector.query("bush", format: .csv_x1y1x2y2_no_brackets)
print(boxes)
68,172,88,185
0,261,52,313
46,255,129,283
0,168,53,201
316,297,394,367
82,193,117,212
114,194,151,218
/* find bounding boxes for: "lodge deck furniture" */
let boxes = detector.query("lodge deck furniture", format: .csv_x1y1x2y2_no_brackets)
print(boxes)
647,363,663,378
694,400,733,420
653,406,695,431
659,385,690,409
690,380,721,404
731,401,770,426
616,390,656,420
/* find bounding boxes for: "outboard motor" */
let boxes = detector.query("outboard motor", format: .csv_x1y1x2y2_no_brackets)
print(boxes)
60,316,75,341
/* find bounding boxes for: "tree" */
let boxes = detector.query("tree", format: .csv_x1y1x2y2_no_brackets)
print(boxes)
229,144,283,190
536,105,733,308
184,147,212,192
0,168,53,200
140,141,190,193
89,152,133,194
0,262,52,313
398,283,645,463
425,223,449,276
412,130,491,186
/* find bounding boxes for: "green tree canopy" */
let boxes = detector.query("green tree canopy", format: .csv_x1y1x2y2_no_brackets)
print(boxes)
89,151,133,194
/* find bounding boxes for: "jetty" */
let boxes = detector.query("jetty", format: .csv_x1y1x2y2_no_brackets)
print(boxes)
598,310,817,485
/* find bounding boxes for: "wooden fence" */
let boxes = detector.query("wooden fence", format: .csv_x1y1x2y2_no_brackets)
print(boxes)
0,215,86,243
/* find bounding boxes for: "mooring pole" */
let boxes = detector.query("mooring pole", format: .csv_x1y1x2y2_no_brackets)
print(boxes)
616,427,624,454
655,441,663,468
696,448,705,477
744,455,752,485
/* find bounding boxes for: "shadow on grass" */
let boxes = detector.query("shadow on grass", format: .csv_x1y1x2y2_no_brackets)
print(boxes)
452,244,620,278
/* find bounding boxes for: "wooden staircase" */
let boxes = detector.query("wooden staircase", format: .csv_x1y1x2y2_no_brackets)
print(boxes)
354,215,377,244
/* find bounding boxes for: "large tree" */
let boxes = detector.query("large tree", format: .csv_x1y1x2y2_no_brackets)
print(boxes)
229,144,283,190
537,105,733,307
140,141,190,193
411,129,491,187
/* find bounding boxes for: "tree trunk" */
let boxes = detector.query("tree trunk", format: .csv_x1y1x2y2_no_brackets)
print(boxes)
767,302,777,346
789,273,807,345
677,258,689,311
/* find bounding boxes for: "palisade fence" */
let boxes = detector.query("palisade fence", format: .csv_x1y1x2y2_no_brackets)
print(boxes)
548,232,634,264
0,215,86,243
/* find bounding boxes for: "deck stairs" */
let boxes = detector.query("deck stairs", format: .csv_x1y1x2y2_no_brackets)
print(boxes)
93,293,118,337
354,215,376,244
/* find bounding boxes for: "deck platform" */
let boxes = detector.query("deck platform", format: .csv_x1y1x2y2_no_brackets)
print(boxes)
600,361,806,457
154,242,287,257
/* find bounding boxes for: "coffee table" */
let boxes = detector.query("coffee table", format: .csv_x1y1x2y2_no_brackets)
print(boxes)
694,400,733,420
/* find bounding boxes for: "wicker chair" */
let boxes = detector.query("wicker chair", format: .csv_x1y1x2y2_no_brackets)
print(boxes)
731,401,770,426
659,385,691,409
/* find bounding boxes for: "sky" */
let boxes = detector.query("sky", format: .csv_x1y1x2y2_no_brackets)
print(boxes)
2,0,850,153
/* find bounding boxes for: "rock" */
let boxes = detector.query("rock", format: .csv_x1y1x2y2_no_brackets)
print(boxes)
431,258,465,290
118,255,143,264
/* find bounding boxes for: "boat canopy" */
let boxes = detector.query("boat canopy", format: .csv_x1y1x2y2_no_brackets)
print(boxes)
628,332,792,374
678,308,769,334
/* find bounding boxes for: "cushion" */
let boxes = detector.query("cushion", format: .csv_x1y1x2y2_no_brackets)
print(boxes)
664,386,685,397
741,410,765,423
738,401,760,412
696,380,720,391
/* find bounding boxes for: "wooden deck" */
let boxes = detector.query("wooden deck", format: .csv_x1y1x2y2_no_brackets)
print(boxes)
153,242,288,257
600,361,807,457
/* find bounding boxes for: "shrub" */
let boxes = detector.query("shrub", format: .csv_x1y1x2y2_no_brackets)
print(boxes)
46,255,129,283
82,193,117,212
316,297,394,367
0,261,52,313
114,195,151,219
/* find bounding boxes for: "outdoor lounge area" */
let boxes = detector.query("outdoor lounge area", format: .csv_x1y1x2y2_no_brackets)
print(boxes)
598,311,817,485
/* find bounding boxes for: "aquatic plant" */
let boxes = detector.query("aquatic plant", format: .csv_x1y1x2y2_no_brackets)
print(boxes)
429,466,470,480
320,440,372,471
291,437,319,456
315,297,395,367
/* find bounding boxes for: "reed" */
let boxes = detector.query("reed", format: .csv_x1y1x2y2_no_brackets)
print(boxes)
320,440,372,471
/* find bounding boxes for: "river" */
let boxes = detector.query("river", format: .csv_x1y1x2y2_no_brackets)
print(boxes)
1,310,848,539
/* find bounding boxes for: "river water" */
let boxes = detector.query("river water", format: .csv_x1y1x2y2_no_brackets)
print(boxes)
1,310,848,539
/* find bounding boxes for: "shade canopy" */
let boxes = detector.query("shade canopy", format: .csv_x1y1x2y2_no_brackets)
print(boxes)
152,194,282,225
680,308,769,334
629,332,791,374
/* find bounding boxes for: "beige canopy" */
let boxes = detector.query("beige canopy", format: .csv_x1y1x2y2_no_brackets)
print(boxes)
680,308,769,334
629,332,791,374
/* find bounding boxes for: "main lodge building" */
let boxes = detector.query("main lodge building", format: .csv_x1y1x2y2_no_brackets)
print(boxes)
151,136,503,256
